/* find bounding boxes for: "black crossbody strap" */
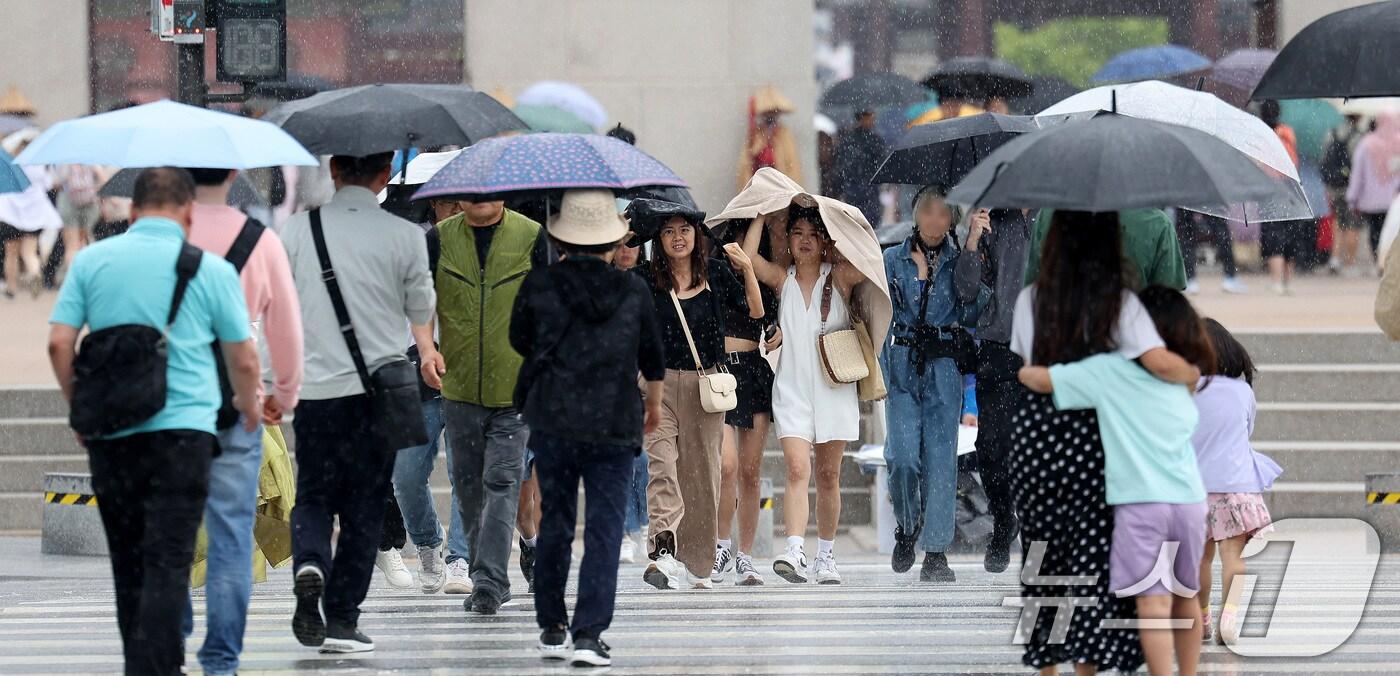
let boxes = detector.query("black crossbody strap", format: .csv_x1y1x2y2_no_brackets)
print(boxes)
168,243,203,329
309,208,375,395
225,217,266,273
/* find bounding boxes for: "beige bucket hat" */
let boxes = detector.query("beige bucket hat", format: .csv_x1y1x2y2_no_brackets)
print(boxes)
548,189,627,246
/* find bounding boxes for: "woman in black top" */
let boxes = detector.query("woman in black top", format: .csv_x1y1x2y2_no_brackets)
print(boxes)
626,199,764,590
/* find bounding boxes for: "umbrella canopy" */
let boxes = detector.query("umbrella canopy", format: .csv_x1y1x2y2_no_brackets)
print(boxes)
99,167,266,208
0,149,30,195
1282,99,1345,164
414,133,686,201
513,103,595,134
1091,44,1211,84
707,167,892,351
1038,80,1311,221
821,73,929,116
1209,48,1277,92
1013,76,1080,116
14,100,317,169
263,84,526,156
947,114,1289,218
388,149,465,186
517,81,609,130
872,112,1040,187
922,57,1034,99
1253,0,1400,100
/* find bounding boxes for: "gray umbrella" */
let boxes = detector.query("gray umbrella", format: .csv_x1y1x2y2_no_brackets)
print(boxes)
947,113,1285,217
262,84,527,156
100,168,267,209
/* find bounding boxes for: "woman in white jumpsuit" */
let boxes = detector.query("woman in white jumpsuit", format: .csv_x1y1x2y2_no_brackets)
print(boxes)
744,204,863,585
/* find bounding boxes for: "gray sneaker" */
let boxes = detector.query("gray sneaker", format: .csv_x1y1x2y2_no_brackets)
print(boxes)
734,552,764,586
711,544,733,583
417,544,445,593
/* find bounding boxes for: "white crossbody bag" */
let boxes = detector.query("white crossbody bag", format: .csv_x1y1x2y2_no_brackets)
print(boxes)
670,289,739,413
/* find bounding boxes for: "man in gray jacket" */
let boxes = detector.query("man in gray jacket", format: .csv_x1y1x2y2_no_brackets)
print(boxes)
280,152,440,654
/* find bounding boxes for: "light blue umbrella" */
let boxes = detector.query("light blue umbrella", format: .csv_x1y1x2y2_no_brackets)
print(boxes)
0,149,30,194
14,100,317,168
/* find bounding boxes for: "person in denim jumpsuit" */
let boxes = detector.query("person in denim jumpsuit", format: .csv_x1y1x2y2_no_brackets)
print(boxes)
881,188,986,582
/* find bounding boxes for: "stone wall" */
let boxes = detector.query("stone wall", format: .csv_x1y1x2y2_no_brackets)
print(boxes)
0,1,89,126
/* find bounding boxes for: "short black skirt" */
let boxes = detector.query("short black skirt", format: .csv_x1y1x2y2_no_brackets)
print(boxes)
723,349,774,429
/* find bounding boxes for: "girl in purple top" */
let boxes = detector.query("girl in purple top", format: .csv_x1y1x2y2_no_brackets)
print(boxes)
1193,319,1283,645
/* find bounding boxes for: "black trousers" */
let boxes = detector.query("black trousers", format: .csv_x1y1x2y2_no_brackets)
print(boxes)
1177,211,1237,279
291,395,395,627
973,341,1021,540
380,491,407,552
88,429,216,676
532,432,633,640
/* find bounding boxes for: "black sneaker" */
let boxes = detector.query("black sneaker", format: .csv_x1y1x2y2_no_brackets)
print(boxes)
321,623,374,653
537,627,570,660
920,552,956,583
892,523,920,573
468,588,503,615
984,516,1019,574
291,565,326,647
520,537,536,591
570,635,612,667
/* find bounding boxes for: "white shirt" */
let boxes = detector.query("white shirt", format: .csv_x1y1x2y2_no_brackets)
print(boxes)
1009,286,1164,364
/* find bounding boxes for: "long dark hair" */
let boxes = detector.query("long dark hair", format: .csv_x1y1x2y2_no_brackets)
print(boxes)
1137,286,1216,373
1032,211,1126,366
1202,317,1256,385
651,216,708,293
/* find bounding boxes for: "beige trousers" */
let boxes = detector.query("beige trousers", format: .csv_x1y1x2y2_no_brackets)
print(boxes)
645,369,724,578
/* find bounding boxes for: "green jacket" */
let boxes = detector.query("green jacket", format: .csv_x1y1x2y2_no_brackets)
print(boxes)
1024,209,1187,291
435,209,541,407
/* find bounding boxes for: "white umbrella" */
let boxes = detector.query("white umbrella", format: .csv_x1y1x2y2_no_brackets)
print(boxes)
1037,80,1312,222
517,81,609,130
378,149,463,203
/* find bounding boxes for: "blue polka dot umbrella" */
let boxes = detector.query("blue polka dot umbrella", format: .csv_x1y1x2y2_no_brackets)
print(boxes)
413,132,687,201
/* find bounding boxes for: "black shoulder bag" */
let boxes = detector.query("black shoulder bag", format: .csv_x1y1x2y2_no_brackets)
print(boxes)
309,208,428,452
69,243,203,438
213,217,266,430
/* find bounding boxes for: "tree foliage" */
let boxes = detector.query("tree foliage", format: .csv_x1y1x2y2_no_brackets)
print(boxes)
995,17,1170,89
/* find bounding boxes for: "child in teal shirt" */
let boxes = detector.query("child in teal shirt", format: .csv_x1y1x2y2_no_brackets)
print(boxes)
1019,286,1214,676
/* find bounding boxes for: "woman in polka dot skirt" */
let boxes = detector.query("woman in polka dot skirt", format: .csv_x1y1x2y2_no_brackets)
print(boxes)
1007,212,1202,675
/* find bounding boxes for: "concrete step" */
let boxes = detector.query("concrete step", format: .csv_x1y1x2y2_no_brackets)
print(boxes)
0,418,82,456
0,455,88,492
1254,365,1400,403
1254,442,1400,483
1237,331,1400,365
1264,481,1369,522
1254,403,1400,442
0,386,66,419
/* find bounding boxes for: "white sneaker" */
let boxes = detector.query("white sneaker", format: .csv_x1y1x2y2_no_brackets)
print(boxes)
734,552,765,586
687,569,714,590
1221,277,1248,294
711,543,733,583
1185,280,1201,295
1271,282,1288,296
416,544,445,593
773,545,809,584
619,536,637,565
375,548,413,589
811,552,842,585
643,553,685,590
442,559,473,594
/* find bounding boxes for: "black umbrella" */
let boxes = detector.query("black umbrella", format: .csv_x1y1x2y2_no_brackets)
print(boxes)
1253,0,1400,99
624,198,707,246
872,113,1039,187
947,114,1284,215
261,84,527,156
1012,76,1081,115
923,57,1034,100
100,168,267,209
821,73,929,116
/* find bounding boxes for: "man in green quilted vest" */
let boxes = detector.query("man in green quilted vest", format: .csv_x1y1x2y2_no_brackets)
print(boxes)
433,197,551,615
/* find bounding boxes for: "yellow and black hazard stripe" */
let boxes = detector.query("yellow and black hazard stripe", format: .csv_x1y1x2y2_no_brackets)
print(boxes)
44,491,98,507
759,497,773,510
1367,492,1400,505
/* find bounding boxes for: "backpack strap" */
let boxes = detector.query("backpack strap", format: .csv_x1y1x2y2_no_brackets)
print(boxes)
168,243,203,329
224,217,266,273
309,208,376,396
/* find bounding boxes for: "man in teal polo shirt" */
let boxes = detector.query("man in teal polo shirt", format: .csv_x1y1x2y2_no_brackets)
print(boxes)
47,168,262,676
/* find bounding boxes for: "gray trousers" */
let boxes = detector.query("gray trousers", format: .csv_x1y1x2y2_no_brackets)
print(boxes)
444,400,527,601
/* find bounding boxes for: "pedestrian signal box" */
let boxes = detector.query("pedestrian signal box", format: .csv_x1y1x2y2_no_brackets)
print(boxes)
214,0,287,83
171,0,206,44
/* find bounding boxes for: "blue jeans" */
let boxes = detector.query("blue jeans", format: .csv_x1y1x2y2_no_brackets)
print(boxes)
883,352,962,553
182,418,263,676
392,397,470,563
623,451,648,534
532,432,633,639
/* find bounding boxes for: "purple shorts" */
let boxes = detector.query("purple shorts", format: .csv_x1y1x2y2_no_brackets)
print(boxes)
1110,501,1208,598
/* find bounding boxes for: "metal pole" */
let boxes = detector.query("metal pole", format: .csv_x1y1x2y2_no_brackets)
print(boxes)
176,43,205,106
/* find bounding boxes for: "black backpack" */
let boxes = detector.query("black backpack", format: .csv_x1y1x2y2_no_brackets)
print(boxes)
213,218,266,430
1321,131,1357,189
69,244,203,438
